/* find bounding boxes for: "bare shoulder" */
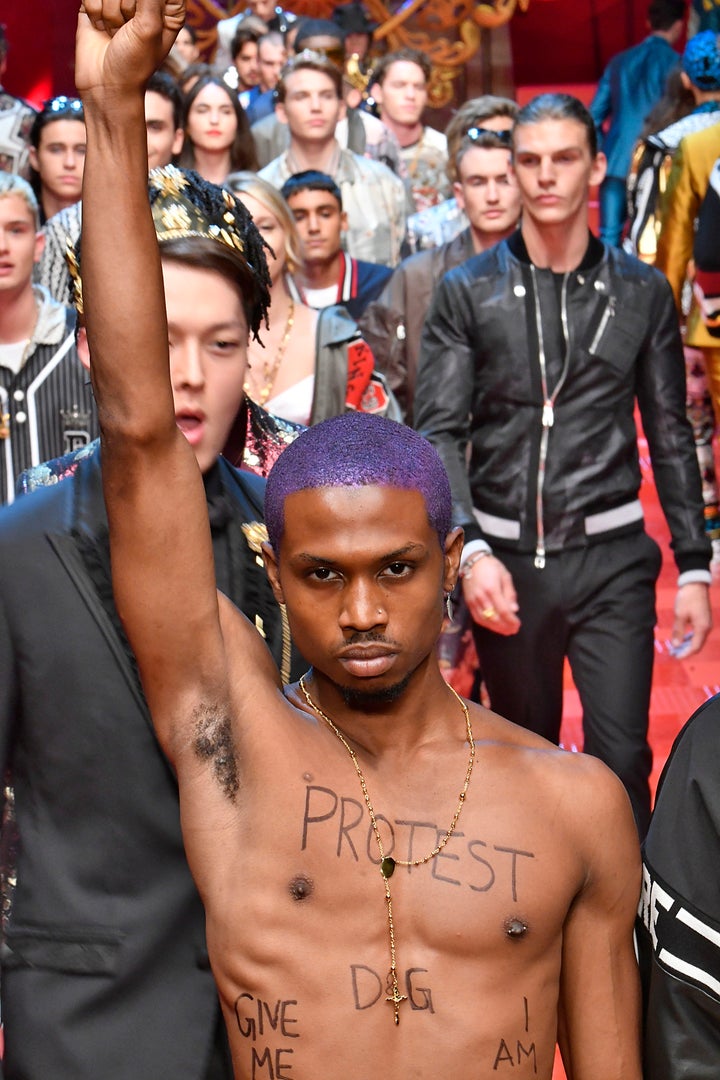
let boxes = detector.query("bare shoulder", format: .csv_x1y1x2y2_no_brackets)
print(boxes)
468,702,639,853
295,302,319,336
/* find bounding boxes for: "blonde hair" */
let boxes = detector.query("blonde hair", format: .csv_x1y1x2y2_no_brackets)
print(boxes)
0,173,39,230
225,171,304,274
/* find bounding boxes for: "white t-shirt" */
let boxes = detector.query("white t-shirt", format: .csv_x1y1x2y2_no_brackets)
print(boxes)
0,339,30,375
302,285,338,310
266,374,315,427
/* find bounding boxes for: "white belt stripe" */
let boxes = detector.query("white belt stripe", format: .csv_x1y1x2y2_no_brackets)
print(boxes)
658,947,720,999
472,508,521,540
584,499,643,535
473,499,643,540
678,906,720,949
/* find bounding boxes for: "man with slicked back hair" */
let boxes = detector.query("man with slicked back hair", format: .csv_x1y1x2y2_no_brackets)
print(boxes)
415,92,712,838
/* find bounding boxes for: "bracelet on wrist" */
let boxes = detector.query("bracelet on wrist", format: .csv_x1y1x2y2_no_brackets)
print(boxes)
460,550,492,579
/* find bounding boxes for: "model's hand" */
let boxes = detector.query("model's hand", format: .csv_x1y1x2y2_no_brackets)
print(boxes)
670,582,712,658
77,0,184,97
462,555,521,636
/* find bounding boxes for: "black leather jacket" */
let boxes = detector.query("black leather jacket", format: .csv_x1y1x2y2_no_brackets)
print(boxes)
414,231,710,574
359,227,475,423
637,694,720,1079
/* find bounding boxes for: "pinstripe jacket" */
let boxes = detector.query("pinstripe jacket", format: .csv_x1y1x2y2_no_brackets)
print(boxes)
0,286,98,505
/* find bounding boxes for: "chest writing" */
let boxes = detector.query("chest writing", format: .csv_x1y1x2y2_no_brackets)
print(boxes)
300,784,535,903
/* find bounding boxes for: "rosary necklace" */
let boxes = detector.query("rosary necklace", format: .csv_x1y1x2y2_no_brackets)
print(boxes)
245,296,295,405
298,673,476,1025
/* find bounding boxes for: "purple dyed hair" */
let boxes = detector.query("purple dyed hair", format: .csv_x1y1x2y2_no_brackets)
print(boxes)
264,413,452,550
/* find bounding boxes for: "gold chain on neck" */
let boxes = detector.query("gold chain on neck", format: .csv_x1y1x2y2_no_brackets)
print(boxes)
244,296,295,405
298,673,475,1026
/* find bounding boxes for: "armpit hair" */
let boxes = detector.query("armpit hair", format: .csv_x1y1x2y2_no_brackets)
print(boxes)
193,703,239,803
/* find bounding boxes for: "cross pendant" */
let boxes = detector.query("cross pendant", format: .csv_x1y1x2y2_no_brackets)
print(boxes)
386,983,407,1025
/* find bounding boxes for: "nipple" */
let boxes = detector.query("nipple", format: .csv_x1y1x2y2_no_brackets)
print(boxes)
505,917,528,939
289,875,314,902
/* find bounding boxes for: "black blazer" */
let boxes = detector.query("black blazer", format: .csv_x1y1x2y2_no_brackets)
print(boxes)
0,446,289,1078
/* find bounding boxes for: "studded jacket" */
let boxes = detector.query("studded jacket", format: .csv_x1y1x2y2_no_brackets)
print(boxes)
414,231,711,575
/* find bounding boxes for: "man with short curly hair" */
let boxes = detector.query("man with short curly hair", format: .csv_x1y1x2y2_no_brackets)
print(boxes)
370,47,449,212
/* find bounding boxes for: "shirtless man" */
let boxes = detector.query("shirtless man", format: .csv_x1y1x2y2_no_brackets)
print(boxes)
76,3,643,1077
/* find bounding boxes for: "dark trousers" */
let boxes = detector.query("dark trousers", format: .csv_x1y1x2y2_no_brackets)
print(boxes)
205,1009,233,1079
473,532,662,837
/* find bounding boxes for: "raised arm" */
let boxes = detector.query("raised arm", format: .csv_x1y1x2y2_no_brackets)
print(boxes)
76,1,277,767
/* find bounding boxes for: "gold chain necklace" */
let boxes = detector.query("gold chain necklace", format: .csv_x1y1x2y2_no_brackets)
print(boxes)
245,296,295,405
298,673,476,1025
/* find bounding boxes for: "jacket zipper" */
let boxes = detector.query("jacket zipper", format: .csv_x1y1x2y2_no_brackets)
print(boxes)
588,296,616,354
530,266,572,569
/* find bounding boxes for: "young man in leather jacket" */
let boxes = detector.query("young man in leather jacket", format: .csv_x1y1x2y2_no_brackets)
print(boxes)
415,92,712,837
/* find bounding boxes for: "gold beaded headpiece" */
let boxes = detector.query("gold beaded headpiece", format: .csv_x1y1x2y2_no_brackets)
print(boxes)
148,165,247,253
67,165,270,333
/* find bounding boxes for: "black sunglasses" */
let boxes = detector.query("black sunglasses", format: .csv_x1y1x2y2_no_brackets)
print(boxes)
466,125,512,145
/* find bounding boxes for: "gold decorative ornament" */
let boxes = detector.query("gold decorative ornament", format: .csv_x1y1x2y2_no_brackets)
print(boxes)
298,673,476,1025
240,521,270,554
472,0,531,30
186,0,533,112
66,166,248,314
240,521,292,685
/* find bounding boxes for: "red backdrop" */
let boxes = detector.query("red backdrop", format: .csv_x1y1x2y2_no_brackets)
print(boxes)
510,0,652,85
2,0,676,105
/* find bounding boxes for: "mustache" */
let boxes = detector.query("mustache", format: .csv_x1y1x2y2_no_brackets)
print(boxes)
339,631,400,648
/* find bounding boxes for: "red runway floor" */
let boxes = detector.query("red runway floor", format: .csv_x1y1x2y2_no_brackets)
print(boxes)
558,428,720,792
553,427,720,1079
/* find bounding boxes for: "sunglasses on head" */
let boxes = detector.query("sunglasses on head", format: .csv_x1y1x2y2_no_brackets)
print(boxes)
295,44,345,70
465,125,512,144
43,95,84,116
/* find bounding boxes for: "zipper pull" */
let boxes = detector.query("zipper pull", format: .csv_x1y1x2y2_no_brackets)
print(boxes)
534,551,546,570
542,401,554,427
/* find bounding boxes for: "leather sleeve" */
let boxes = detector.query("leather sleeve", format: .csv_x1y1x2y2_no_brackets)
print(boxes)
635,270,712,571
639,928,720,1080
638,695,720,1078
414,268,479,537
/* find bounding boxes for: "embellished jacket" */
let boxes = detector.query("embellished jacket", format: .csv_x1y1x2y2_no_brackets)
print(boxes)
260,145,407,266
0,441,297,1078
656,119,720,348
625,108,720,264
0,286,98,505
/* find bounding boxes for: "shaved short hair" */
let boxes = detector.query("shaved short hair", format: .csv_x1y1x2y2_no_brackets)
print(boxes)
264,412,452,550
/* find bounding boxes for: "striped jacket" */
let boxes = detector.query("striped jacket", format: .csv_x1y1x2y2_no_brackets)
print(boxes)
0,286,98,505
